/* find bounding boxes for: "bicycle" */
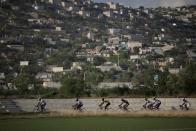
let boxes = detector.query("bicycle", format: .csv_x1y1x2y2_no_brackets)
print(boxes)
33,104,47,112
179,103,191,111
118,105,130,112
72,104,86,112
143,103,161,111
98,104,115,112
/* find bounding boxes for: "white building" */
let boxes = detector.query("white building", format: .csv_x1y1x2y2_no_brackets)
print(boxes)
7,45,24,51
187,50,196,61
139,48,151,55
78,10,91,17
102,52,110,58
169,68,181,74
127,41,142,50
149,47,163,55
71,62,83,70
20,61,29,66
167,57,174,63
87,57,94,63
43,81,61,89
108,28,121,35
86,31,94,40
130,55,140,60
107,2,117,9
161,44,175,52
48,0,53,4
108,37,120,45
52,67,64,73
0,73,5,79
61,2,65,7
103,10,113,17
56,27,62,31
123,35,132,40
96,62,121,72
36,72,52,81
98,82,132,89
66,6,73,12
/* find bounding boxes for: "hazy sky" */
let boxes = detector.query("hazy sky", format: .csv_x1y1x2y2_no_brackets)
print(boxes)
93,0,196,8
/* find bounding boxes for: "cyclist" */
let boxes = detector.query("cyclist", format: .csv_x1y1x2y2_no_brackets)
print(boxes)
40,99,47,112
152,97,161,110
180,98,190,110
99,98,111,110
119,98,129,110
73,98,83,111
143,98,153,110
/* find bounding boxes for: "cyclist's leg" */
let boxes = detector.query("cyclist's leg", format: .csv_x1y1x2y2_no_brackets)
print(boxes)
77,104,83,111
124,103,129,110
105,103,110,110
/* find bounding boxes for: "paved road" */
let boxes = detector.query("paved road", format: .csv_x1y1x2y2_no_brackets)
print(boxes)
14,98,196,112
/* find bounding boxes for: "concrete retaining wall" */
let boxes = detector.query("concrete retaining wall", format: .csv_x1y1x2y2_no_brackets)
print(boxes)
14,98,196,112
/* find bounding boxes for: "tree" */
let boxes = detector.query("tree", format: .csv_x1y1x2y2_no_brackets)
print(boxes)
157,71,169,95
60,77,85,97
84,68,104,86
133,47,139,54
165,74,179,96
178,62,196,95
94,56,106,66
13,74,34,93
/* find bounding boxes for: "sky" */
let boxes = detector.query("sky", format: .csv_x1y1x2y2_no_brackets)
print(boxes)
93,0,196,8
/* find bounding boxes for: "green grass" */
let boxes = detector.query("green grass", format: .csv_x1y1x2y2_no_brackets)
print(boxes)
0,117,196,131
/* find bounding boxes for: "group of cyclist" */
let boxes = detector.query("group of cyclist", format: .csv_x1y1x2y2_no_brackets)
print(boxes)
143,97,162,110
72,97,191,111
35,97,191,112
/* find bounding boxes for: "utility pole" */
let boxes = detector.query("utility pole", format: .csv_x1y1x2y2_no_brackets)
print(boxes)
83,72,86,81
117,53,119,66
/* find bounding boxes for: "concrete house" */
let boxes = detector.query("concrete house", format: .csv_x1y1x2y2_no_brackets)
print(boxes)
36,72,52,82
20,61,29,66
130,55,140,60
108,37,120,45
98,82,132,89
86,31,94,40
7,45,24,51
107,2,117,10
187,50,196,61
78,10,91,17
108,28,121,35
96,62,121,72
52,67,64,73
0,73,5,79
43,81,61,89
127,41,142,50
71,62,84,70
169,68,181,74
103,10,113,17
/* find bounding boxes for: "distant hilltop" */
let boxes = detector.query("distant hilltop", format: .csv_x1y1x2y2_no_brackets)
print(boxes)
93,0,196,8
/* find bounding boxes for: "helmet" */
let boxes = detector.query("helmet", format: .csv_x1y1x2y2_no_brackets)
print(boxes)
183,98,186,102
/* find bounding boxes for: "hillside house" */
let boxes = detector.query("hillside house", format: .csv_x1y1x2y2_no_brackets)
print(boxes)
97,82,132,89
96,62,121,72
